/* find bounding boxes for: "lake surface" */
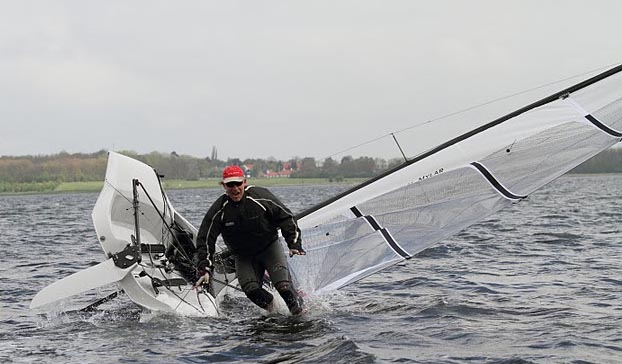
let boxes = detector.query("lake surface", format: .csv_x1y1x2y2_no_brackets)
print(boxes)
1,175,621,363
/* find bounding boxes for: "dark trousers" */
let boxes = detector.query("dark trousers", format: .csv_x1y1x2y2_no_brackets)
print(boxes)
235,240,302,313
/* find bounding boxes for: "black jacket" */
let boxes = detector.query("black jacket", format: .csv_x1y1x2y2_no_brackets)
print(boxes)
195,186,303,264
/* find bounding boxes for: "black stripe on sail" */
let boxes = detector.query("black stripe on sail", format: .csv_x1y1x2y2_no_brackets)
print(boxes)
364,216,382,231
585,114,622,137
378,229,410,259
470,162,527,200
351,206,363,218
350,206,411,259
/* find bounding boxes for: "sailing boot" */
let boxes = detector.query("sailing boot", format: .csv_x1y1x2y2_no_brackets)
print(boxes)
276,282,304,315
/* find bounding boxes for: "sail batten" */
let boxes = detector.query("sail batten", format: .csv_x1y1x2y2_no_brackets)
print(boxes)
585,114,622,137
351,206,411,259
469,162,527,201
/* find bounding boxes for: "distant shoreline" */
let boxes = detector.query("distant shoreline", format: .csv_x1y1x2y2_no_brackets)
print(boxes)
2,148,620,195
1,173,620,196
0,177,366,196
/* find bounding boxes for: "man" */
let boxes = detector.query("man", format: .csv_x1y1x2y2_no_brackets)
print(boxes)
194,165,306,315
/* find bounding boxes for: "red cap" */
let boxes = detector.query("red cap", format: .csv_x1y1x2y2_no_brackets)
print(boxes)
222,165,245,183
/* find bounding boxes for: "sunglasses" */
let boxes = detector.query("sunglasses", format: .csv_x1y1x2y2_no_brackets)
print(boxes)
224,181,244,188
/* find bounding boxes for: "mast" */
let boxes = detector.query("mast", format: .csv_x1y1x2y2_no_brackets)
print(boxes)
132,178,141,245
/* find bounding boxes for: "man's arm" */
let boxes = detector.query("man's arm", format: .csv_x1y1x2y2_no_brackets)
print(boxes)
195,196,226,266
254,187,303,252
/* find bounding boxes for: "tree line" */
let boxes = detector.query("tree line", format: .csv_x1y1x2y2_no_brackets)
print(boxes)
0,150,404,186
0,148,620,193
570,148,622,173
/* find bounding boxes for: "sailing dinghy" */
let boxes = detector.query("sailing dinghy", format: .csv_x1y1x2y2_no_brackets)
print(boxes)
31,63,622,316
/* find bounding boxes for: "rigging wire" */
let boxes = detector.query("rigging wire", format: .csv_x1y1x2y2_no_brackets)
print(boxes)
104,179,133,204
139,268,205,314
151,174,244,293
135,178,245,306
323,62,620,160
95,179,204,312
128,177,242,314
133,180,207,313
137,181,195,265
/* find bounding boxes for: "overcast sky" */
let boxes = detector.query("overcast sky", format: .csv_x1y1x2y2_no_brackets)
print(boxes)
1,1,621,160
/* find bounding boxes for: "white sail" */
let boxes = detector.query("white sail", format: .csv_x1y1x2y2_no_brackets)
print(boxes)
289,65,622,294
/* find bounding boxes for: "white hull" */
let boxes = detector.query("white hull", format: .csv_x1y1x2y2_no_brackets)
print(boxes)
91,152,219,317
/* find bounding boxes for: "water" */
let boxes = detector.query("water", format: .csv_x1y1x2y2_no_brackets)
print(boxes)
1,175,621,363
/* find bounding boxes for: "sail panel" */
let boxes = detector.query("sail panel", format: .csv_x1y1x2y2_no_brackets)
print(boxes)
571,71,622,117
370,177,512,258
292,166,515,292
94,152,174,256
288,218,401,292
293,64,622,294
591,97,622,133
109,191,172,249
482,121,619,197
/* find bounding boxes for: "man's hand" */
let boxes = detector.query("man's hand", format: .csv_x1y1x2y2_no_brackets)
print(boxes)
192,259,213,289
289,248,306,257
192,271,210,290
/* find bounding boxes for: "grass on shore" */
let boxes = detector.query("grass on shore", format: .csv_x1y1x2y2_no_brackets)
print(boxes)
1,177,366,195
